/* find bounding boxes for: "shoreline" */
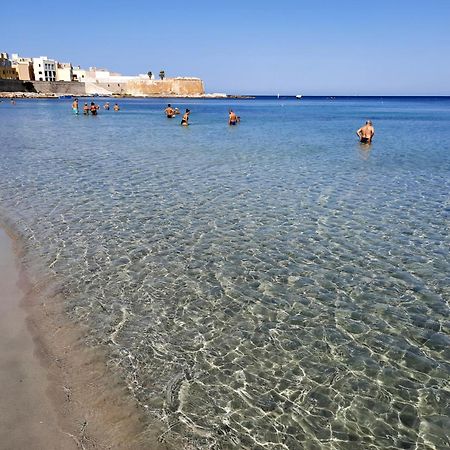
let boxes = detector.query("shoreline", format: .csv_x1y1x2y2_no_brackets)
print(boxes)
0,228,76,449
0,91,254,99
0,225,175,449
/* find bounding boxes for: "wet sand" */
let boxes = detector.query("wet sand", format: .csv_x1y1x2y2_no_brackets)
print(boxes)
0,229,76,449
0,227,173,450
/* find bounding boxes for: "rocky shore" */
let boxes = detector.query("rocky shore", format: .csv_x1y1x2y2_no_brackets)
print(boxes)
0,92,59,99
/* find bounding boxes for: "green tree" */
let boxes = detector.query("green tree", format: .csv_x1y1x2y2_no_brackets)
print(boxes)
159,70,165,80
147,71,153,79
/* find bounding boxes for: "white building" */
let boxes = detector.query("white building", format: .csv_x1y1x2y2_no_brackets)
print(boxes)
138,73,155,80
56,62,73,81
32,56,57,81
72,66,86,82
84,67,136,84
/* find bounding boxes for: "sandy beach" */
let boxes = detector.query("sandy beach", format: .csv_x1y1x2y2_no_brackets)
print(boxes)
0,228,76,449
0,227,172,450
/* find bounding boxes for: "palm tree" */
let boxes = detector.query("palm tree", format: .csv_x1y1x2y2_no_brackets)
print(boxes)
147,71,153,79
159,70,165,80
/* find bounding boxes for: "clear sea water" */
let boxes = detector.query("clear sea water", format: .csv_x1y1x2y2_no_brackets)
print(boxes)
0,96,449,449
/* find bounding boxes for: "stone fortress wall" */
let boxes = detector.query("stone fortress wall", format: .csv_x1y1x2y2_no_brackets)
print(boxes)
0,78,205,97
126,78,205,97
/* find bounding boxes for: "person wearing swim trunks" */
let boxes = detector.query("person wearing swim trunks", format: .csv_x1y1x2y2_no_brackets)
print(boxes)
83,103,89,115
72,98,79,115
181,109,190,126
356,120,375,143
113,103,120,111
229,109,238,125
165,104,175,118
104,102,110,110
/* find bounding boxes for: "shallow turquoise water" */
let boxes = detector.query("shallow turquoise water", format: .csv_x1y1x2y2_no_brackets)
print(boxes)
0,97,449,449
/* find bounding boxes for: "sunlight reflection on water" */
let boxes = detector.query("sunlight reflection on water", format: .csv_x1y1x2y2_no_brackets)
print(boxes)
0,97,449,449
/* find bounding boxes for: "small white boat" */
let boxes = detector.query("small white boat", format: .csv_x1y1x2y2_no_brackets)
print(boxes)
296,95,302,99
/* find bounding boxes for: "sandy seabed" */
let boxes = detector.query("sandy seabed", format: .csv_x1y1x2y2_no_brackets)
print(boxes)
0,227,175,450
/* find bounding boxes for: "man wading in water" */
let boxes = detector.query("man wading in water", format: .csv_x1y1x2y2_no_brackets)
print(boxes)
228,109,239,125
165,104,175,118
356,120,375,144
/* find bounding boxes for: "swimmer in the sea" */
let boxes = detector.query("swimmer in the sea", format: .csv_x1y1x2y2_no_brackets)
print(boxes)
113,103,120,111
181,109,190,126
228,109,238,125
356,120,375,144
72,98,79,115
83,103,89,115
165,104,175,118
90,102,98,115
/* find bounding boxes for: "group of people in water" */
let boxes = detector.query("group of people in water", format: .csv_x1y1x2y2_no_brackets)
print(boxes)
69,99,374,143
164,104,189,126
164,103,241,127
71,98,120,116
164,103,191,126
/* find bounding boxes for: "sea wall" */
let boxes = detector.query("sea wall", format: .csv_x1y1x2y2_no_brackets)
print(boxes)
86,81,127,95
0,77,206,97
32,81,86,95
0,79,86,95
0,79,32,92
125,78,205,97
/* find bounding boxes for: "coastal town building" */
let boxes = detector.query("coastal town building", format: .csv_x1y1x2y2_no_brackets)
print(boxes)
32,56,57,81
0,53,19,80
1,50,206,97
84,67,137,84
83,67,139,94
11,54,34,80
56,62,73,81
72,66,86,82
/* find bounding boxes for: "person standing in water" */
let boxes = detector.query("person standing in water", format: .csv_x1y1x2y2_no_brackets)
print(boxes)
72,98,79,115
104,102,110,110
113,103,120,111
165,104,175,118
228,109,239,125
181,109,190,126
83,103,89,115
90,102,98,115
356,120,375,143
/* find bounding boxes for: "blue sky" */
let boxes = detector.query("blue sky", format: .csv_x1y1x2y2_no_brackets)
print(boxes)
3,0,450,95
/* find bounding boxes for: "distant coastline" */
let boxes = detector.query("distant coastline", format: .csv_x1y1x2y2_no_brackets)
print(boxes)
0,78,207,98
1,82,448,101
